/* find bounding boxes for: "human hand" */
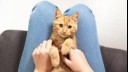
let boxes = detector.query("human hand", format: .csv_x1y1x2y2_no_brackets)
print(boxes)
62,49,94,72
32,40,52,72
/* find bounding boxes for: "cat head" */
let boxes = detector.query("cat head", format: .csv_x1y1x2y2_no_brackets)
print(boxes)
53,9,79,38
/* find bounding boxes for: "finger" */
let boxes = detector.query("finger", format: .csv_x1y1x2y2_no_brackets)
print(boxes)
32,48,39,62
75,49,85,59
77,49,84,55
46,39,52,52
69,49,75,60
40,40,47,53
32,47,37,56
37,43,43,52
69,49,74,58
33,47,37,54
78,49,82,52
60,52,71,67
63,57,72,67
33,45,41,56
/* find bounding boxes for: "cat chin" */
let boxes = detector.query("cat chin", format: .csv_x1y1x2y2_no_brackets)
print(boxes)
60,35,68,38
59,34,68,38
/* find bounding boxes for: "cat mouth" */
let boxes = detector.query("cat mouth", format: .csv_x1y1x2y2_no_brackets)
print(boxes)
61,34,68,38
59,33,67,37
58,32,70,38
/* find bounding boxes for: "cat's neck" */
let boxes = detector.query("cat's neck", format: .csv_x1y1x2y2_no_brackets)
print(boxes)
52,31,74,40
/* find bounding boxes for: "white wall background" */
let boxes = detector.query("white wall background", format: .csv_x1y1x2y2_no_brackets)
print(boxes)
0,0,127,50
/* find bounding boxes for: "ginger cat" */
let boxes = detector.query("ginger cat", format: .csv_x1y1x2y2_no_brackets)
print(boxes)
50,9,79,72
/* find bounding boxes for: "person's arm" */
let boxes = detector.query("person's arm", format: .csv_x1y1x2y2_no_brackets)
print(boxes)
32,40,52,72
62,49,94,72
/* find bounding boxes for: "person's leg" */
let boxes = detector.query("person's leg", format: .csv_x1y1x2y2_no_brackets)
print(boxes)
18,1,57,72
64,4,106,72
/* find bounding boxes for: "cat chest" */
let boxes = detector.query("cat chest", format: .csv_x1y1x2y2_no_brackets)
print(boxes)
52,39,65,48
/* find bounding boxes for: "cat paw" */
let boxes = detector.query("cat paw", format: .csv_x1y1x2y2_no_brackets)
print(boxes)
61,39,73,55
61,45,70,55
50,46,60,67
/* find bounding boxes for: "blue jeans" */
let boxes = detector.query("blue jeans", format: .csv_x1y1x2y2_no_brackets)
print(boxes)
18,1,106,72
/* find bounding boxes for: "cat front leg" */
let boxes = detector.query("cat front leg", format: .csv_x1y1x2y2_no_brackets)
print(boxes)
61,38,75,55
50,45,60,67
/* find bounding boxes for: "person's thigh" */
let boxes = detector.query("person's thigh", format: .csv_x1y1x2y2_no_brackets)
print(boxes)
18,1,57,72
64,4,106,72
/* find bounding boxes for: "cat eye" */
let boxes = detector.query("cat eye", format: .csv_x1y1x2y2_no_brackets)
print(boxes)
59,24,63,28
68,25,72,29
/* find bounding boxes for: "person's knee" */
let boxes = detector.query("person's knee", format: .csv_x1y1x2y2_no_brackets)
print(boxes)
37,1,54,6
65,4,95,27
75,4,92,14
67,4,95,21
76,4,92,13
32,1,56,12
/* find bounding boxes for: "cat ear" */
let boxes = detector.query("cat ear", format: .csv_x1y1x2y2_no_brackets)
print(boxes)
72,12,79,22
55,9,62,19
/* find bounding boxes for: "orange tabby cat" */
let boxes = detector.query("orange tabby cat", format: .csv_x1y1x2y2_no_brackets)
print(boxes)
50,9,79,72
